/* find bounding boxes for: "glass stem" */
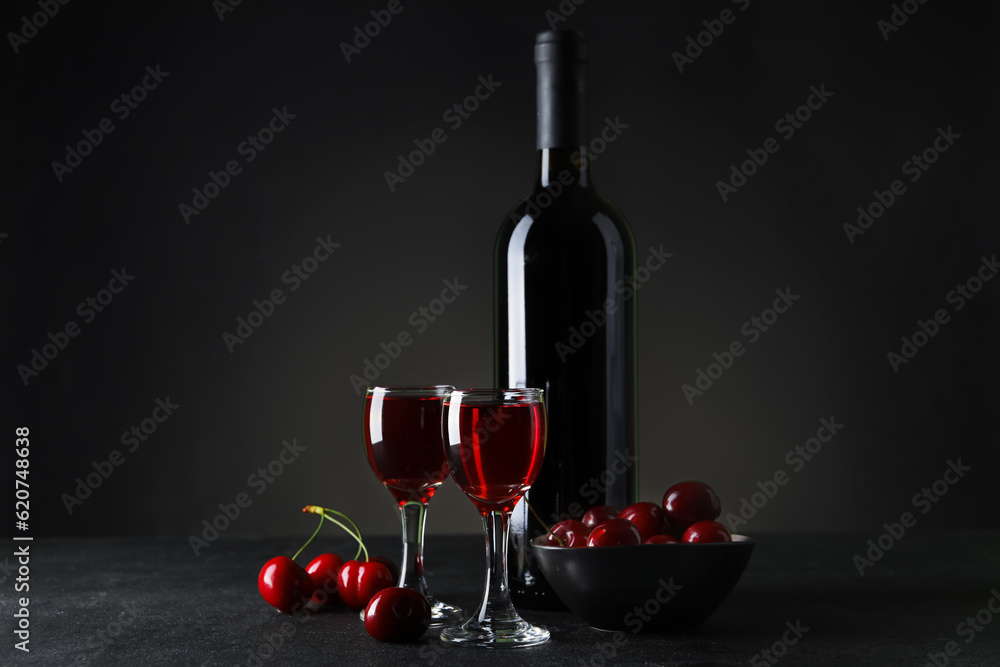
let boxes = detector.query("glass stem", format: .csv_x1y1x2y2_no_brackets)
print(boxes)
478,510,519,625
399,501,428,596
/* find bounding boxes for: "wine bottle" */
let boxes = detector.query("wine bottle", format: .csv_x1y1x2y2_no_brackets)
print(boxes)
495,30,638,610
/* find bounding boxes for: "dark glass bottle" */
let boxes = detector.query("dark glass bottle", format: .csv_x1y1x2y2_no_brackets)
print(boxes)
495,30,638,610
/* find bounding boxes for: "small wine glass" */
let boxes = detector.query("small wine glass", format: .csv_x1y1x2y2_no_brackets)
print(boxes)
440,388,549,648
364,386,463,625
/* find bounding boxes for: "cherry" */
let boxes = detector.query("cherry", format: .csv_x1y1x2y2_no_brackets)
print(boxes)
258,556,314,613
364,587,431,642
682,520,732,543
543,519,591,547
644,534,679,544
305,553,344,605
368,556,400,585
586,518,642,547
618,501,671,542
338,559,394,611
581,505,620,529
663,480,722,529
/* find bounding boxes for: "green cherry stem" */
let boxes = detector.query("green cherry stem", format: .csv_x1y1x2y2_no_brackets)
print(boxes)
292,510,325,561
323,508,365,544
302,505,368,561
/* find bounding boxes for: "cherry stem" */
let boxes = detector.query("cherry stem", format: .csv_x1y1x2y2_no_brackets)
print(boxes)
292,511,325,562
302,505,368,561
525,496,565,547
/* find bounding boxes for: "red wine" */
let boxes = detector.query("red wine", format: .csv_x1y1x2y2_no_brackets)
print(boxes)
364,391,448,505
495,31,638,609
445,400,546,515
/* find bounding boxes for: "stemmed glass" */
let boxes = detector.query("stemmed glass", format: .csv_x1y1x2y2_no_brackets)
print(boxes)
364,386,463,625
440,388,550,647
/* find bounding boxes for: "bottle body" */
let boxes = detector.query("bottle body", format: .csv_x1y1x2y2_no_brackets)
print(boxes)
495,147,637,609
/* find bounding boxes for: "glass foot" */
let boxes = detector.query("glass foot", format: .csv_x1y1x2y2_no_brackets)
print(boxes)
429,600,464,627
440,616,549,648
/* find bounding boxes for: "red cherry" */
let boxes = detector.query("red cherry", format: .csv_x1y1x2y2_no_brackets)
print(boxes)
586,518,642,547
663,481,722,529
682,520,732,543
644,534,679,544
364,587,432,642
337,560,394,610
367,556,400,585
618,502,671,542
305,553,343,605
258,556,314,613
543,519,590,547
581,505,620,529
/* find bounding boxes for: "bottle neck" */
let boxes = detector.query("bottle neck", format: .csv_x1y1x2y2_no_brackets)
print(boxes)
536,147,592,189
535,31,591,189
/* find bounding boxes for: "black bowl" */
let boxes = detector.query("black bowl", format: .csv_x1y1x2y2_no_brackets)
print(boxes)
532,535,755,632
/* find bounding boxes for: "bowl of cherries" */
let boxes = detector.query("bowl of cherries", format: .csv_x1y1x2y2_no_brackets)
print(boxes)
532,480,754,633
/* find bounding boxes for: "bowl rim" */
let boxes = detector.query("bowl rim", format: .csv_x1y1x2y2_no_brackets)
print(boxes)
531,534,756,549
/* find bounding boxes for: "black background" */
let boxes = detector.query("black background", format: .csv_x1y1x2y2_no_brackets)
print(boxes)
2,0,997,542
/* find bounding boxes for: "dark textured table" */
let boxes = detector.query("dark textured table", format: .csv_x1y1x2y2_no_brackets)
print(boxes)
3,531,999,666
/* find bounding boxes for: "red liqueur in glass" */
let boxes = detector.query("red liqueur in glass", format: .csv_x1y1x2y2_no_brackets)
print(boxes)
365,392,448,505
